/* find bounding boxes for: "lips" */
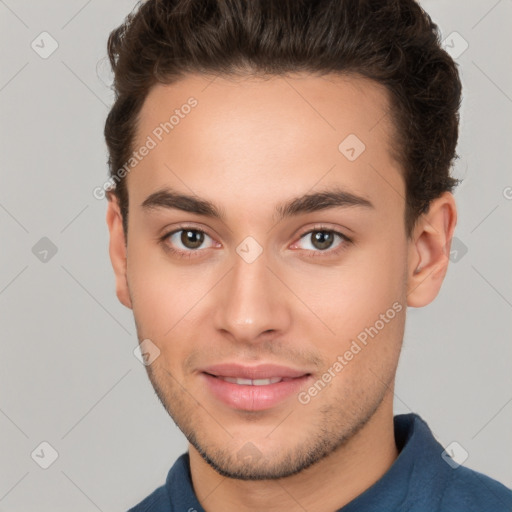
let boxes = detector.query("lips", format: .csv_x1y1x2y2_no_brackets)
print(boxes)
200,363,313,411
216,376,288,386
201,363,310,380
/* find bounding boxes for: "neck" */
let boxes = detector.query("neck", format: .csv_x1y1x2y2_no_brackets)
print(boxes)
189,391,398,512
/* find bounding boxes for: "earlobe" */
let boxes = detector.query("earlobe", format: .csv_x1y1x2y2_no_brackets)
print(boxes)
406,192,457,308
106,193,132,309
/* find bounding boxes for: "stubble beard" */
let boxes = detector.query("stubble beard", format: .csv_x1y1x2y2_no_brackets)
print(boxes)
144,361,391,481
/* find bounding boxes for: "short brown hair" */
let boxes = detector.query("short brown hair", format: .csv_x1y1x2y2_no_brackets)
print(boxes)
104,0,462,237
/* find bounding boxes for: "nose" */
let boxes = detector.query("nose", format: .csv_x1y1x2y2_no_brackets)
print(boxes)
212,249,292,345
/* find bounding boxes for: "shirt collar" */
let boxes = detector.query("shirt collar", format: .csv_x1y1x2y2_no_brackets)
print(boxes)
165,413,445,512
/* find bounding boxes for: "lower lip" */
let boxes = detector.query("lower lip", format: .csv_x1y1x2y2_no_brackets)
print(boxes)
201,373,312,411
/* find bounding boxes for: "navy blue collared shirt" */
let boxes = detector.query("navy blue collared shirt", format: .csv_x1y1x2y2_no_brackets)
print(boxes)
127,413,512,511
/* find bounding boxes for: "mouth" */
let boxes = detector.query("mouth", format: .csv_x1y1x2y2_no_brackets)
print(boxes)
205,374,302,386
199,363,313,411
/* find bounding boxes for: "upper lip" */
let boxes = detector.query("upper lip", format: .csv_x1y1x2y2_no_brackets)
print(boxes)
201,363,311,380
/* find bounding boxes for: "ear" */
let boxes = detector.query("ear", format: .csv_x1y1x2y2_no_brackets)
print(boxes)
106,193,132,309
406,192,457,308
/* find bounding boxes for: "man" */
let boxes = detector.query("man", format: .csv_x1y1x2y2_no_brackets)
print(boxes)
102,0,512,511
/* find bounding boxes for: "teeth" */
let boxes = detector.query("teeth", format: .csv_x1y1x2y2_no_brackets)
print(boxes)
253,378,282,385
220,376,283,385
223,377,253,385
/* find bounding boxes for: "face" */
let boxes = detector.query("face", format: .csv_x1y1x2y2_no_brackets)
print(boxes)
111,73,413,479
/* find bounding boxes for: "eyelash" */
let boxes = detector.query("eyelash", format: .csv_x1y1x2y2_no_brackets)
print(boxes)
159,225,352,260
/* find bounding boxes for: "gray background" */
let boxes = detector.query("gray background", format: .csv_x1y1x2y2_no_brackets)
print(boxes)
0,0,511,510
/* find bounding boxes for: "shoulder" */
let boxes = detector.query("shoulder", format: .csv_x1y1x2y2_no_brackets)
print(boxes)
126,484,170,512
396,413,512,512
439,465,512,512
125,453,195,512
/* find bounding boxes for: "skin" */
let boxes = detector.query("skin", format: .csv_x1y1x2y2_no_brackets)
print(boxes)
106,73,457,512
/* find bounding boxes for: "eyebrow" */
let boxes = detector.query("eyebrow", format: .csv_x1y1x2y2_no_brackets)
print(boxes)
141,186,374,222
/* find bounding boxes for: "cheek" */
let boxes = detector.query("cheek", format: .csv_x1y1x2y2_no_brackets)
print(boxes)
287,238,407,353
126,242,205,338
282,236,407,368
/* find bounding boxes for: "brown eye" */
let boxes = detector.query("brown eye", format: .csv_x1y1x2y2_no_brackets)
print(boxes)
293,228,349,256
310,231,335,250
180,230,204,249
164,228,214,252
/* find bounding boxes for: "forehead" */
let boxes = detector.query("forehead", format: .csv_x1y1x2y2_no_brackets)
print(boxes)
128,72,403,218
